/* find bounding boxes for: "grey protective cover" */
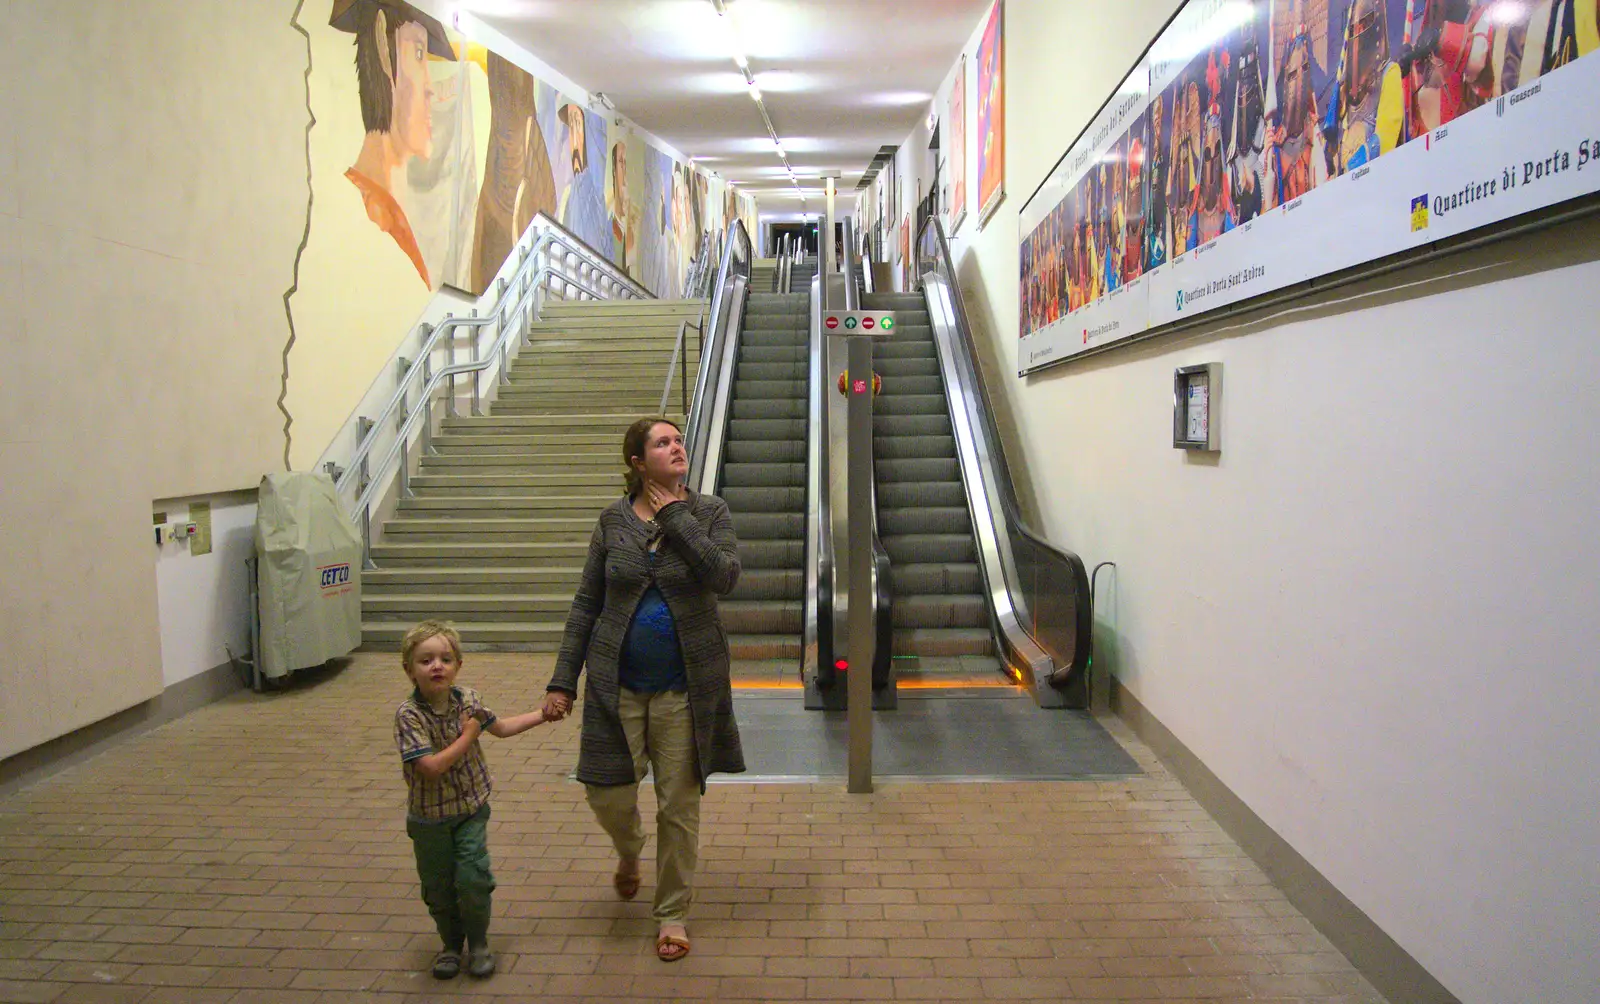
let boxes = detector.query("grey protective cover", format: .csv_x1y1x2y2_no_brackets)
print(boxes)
255,472,362,678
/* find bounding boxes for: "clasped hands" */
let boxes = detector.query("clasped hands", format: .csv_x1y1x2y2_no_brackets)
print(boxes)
541,690,574,722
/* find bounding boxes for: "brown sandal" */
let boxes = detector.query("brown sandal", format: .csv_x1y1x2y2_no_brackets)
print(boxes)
613,859,640,901
656,928,690,962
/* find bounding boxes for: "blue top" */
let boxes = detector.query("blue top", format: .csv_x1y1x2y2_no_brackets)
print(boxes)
619,554,687,693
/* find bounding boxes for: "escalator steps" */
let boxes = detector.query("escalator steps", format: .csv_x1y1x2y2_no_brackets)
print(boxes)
866,293,995,665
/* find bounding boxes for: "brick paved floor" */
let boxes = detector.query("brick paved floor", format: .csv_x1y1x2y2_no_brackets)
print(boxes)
0,654,1388,1003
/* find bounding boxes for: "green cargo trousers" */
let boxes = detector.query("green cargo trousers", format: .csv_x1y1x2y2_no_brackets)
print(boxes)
406,802,495,951
585,688,701,924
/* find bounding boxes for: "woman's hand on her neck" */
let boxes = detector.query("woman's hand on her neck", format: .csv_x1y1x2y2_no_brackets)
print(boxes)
641,478,687,517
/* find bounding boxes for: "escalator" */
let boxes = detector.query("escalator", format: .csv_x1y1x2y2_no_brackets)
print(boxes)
788,254,817,292
801,218,1092,711
867,291,998,679
687,215,1122,778
717,292,809,679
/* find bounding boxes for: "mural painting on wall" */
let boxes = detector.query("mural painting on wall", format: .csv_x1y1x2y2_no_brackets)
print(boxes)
324,0,757,300
976,0,1006,226
1017,0,1600,370
949,54,968,234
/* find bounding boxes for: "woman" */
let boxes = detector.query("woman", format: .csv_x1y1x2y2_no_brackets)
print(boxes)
541,418,745,962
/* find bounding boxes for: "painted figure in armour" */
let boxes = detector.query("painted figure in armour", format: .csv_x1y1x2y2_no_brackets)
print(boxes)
1145,93,1170,271
1192,104,1235,247
1268,28,1326,204
1231,28,1268,221
1326,0,1407,175
1123,137,1147,283
1168,80,1201,257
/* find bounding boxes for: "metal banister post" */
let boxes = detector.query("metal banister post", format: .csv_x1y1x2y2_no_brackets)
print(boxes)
469,308,482,417
396,357,414,500
356,415,376,569
441,320,458,419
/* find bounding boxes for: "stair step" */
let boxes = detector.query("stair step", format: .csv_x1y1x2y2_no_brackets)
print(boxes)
442,413,680,430
874,435,957,460
877,481,966,508
720,600,803,634
721,463,805,488
491,403,662,417
889,563,983,595
366,594,578,619
396,496,613,517
726,568,803,600
882,535,976,564
890,594,989,629
365,568,584,593
891,627,994,657
721,486,806,512
361,621,567,650
423,449,612,463
370,542,590,566
382,517,595,541
878,507,973,535
411,481,624,498
728,634,803,660
726,419,806,440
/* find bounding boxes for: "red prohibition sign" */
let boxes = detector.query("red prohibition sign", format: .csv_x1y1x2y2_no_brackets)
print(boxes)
825,316,839,329
861,316,876,330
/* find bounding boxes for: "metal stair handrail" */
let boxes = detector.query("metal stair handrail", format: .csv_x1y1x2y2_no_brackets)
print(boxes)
333,212,651,567
915,215,1093,703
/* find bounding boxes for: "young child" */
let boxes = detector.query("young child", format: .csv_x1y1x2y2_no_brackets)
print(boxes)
393,620,545,980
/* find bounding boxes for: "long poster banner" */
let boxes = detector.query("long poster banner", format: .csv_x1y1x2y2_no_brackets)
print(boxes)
1018,0,1600,373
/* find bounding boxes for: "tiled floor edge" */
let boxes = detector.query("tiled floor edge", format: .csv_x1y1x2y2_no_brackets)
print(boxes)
1110,676,1461,1004
0,659,246,797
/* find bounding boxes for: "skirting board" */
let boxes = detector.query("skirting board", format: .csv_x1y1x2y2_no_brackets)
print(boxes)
0,660,245,798
1110,678,1460,1004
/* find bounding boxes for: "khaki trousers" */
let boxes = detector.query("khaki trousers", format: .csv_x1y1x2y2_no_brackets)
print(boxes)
584,687,701,924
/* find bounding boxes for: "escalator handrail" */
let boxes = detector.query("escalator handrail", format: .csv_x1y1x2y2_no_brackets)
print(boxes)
686,219,752,494
801,269,831,686
916,216,1093,688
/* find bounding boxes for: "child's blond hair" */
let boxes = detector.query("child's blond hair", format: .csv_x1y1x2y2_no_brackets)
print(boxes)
401,619,463,672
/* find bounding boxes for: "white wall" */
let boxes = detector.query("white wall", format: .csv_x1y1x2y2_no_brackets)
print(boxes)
923,3,1600,1002
0,0,305,760
153,493,258,688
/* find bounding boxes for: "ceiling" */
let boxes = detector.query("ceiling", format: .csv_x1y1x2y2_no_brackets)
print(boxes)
458,0,990,218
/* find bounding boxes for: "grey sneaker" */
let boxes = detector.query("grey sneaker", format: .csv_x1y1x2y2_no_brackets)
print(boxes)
467,947,496,978
430,949,461,979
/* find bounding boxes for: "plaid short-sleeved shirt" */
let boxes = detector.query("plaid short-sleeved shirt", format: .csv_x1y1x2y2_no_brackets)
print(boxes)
394,685,497,822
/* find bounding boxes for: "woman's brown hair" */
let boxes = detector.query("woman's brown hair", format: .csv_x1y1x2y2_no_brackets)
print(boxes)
622,417,682,498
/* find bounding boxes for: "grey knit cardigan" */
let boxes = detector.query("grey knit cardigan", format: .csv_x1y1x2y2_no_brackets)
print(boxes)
546,490,746,788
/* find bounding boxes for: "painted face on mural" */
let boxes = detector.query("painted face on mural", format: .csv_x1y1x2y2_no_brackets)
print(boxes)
391,20,434,161
1281,39,1315,133
567,110,588,176
611,143,629,213
1342,0,1389,108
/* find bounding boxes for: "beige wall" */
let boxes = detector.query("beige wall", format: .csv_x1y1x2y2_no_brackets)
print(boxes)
0,1,306,758
926,3,1600,1002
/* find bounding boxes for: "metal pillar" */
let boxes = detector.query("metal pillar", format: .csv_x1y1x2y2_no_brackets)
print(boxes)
824,177,837,287
846,333,874,794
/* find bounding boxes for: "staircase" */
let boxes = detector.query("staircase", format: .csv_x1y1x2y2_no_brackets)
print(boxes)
751,257,778,293
716,292,809,682
865,292,1000,677
362,299,705,649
